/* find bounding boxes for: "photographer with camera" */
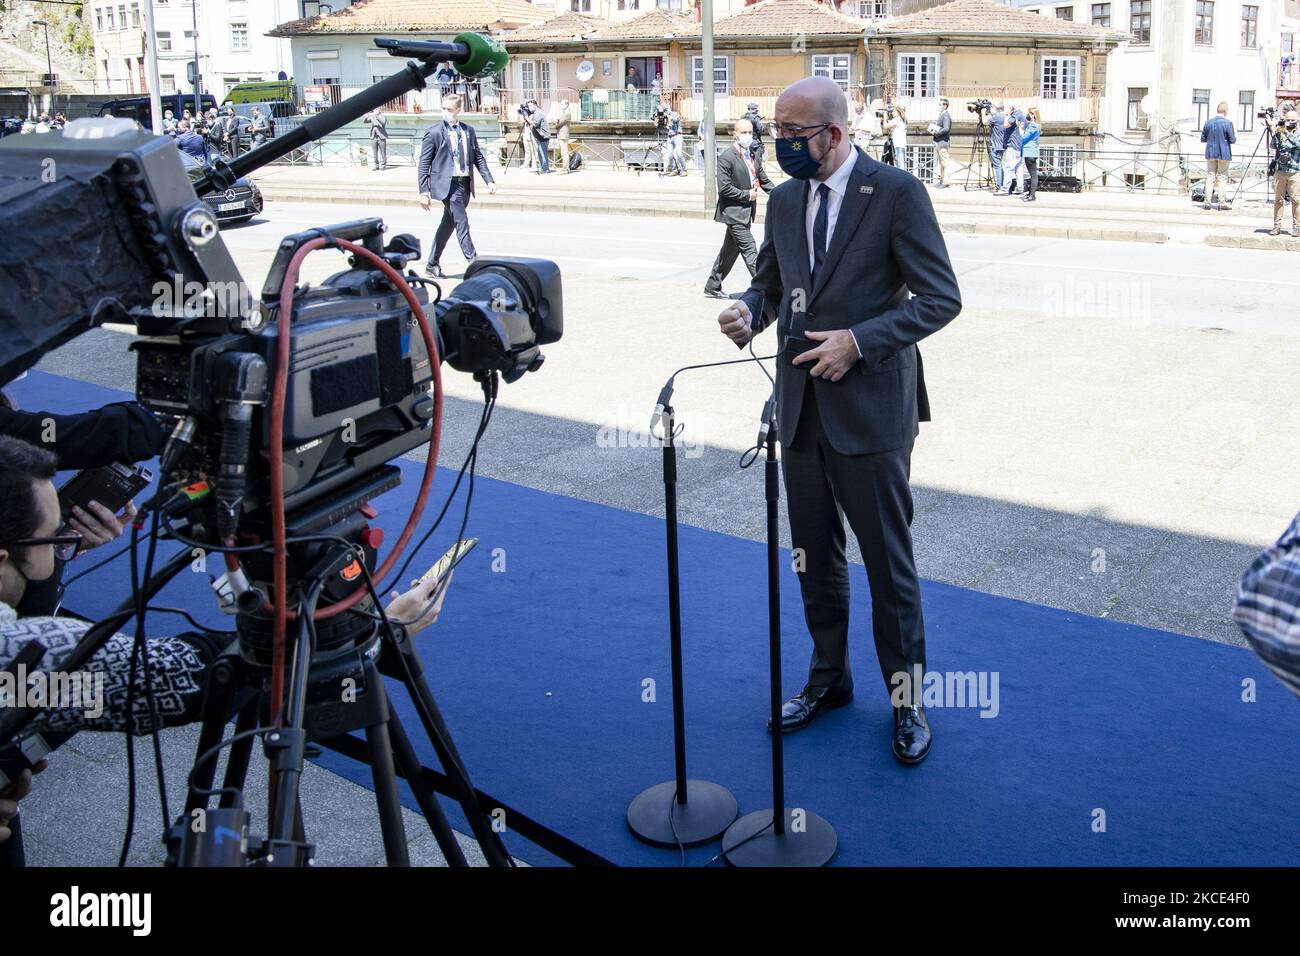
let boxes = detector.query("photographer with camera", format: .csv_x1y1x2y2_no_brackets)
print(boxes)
665,108,687,177
522,99,552,175
1267,108,1300,237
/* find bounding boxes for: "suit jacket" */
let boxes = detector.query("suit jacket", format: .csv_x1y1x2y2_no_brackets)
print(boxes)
740,148,962,455
418,122,494,201
1201,115,1236,160
715,144,773,225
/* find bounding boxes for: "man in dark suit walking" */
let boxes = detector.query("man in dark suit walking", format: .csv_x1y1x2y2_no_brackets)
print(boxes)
418,93,496,279
704,118,773,299
717,76,961,765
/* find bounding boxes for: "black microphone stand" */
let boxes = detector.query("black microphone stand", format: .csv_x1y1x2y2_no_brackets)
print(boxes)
721,392,836,866
627,401,738,847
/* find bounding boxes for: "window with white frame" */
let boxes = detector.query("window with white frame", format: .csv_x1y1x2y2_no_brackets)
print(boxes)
156,30,171,52
1238,90,1254,131
1091,3,1110,25
570,0,592,11
130,2,139,27
1055,5,1073,20
1127,86,1148,129
106,6,114,29
1241,5,1258,48
1129,0,1151,44
896,54,940,98
230,22,249,52
1039,145,1077,176
851,0,891,17
1041,56,1080,99
161,74,176,92
95,8,103,31
692,55,729,94
812,54,851,90
520,60,554,101
1194,1,1214,45
1193,88,1210,129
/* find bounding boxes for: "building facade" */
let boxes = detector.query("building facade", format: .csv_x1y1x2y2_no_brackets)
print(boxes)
89,0,307,98
1016,0,1299,158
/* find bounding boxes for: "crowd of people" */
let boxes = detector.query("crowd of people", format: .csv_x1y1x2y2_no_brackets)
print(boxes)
12,112,67,135
161,104,274,164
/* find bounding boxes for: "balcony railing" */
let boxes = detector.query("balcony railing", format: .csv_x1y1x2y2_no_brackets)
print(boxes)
295,80,501,115
886,85,1104,126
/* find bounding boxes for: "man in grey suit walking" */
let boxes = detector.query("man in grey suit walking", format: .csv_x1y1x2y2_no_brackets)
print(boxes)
417,93,496,278
717,77,961,765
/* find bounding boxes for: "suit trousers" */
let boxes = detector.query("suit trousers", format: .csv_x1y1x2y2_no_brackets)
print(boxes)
430,177,476,266
705,220,757,293
372,138,387,169
781,377,926,699
1274,171,1299,230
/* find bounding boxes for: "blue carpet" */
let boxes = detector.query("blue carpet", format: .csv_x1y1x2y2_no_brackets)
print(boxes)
12,369,1300,866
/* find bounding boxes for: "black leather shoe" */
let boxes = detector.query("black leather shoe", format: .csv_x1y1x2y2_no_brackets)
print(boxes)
768,684,853,734
892,705,932,765
703,288,728,299
424,263,445,279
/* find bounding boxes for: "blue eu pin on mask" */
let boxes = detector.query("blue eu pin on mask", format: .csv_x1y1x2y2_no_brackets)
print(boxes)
775,124,830,180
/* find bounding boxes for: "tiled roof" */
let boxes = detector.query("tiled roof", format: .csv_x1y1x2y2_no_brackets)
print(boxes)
710,0,868,38
878,0,1124,39
503,11,613,42
269,0,546,37
596,9,698,40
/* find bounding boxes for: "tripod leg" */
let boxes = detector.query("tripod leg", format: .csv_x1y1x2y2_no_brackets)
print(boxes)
362,665,411,866
185,655,242,816
386,712,470,867
218,696,260,810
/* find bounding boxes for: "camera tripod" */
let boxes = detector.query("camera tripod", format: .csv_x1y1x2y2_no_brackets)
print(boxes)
1227,123,1277,208
963,115,994,191
162,492,515,867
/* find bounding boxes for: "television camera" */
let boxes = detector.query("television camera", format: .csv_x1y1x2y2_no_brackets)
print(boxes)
0,33,571,867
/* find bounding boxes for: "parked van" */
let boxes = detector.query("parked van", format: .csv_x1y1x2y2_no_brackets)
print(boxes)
96,93,218,128
222,80,294,106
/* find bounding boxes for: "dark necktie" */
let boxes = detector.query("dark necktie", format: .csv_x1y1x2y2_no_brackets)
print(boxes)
811,183,830,286
452,126,467,173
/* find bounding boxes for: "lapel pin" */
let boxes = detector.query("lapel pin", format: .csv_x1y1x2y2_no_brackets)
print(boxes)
860,185,874,194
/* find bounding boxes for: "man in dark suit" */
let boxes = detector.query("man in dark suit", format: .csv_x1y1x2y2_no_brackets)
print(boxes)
717,76,961,765
704,118,773,299
417,93,496,279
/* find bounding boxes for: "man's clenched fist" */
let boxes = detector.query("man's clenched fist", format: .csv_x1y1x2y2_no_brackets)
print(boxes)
718,300,753,346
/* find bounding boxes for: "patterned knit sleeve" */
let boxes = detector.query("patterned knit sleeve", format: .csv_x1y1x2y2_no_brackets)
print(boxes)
1233,512,1300,698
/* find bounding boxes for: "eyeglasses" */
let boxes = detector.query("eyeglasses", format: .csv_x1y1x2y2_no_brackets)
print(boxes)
8,533,84,562
773,122,831,140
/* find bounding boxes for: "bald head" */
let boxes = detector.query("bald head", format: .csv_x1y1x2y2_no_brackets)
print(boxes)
777,76,850,128
773,75,853,181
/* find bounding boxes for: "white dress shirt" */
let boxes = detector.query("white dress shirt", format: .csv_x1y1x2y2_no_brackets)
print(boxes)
802,146,863,356
805,146,858,274
446,121,469,177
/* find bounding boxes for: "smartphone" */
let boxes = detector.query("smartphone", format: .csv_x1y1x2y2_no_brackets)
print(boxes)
417,537,478,589
58,462,152,518
400,538,478,624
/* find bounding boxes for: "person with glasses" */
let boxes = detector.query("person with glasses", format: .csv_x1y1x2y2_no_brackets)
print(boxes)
715,76,961,766
0,435,454,739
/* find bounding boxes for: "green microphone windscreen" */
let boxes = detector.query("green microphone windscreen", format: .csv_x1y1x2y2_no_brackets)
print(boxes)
454,33,509,79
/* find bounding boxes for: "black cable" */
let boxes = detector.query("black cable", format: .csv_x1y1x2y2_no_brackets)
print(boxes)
384,379,496,593
701,818,776,866
60,538,135,590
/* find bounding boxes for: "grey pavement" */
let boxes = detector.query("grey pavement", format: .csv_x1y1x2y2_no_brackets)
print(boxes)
19,199,1300,866
250,162,1300,249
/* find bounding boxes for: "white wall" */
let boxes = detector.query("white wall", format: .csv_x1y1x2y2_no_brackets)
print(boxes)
1017,0,1287,153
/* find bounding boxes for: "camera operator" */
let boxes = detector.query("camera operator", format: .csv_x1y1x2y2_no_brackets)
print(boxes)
664,108,687,177
1267,108,1300,237
523,99,552,175
0,434,456,737
0,387,164,616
